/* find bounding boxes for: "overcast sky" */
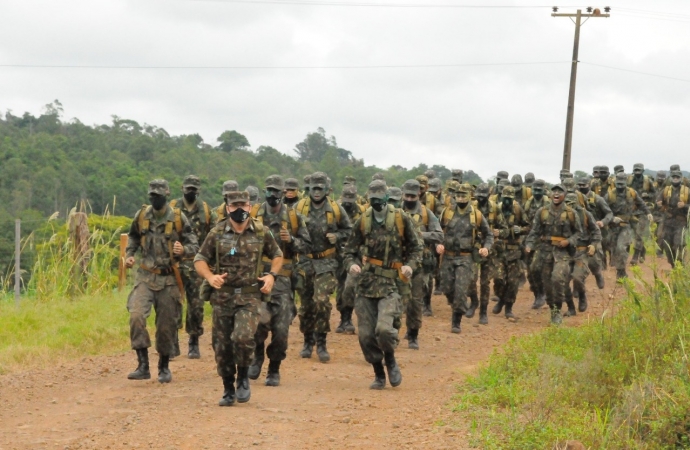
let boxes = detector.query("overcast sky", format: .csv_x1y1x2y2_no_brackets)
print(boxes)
1,0,689,182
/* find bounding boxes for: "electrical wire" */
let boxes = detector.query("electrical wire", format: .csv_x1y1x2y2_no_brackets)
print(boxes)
581,62,690,84
616,7,690,19
188,0,585,7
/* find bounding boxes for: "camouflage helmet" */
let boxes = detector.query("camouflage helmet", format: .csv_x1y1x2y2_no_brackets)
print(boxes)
475,183,490,197
284,178,300,190
310,172,329,188
387,187,402,201
455,182,471,199
341,185,358,203
551,184,565,193
368,180,388,199
182,175,201,189
423,169,436,179
245,185,259,201
265,174,284,190
633,163,644,173
511,174,523,187
614,165,625,174
670,164,681,172
343,175,357,185
532,179,546,189
576,175,591,185
671,170,683,178
148,179,170,196
402,179,421,196
501,186,516,199
496,170,509,180
415,175,429,187
599,165,610,174
225,191,250,205
498,178,510,188
428,178,442,193
222,180,239,195
447,180,462,193
524,172,535,184
592,165,601,174
303,174,311,185
563,177,577,192
371,172,385,181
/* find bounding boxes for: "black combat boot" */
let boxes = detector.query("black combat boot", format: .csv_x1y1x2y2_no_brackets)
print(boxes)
407,328,419,350
451,312,462,334
236,366,251,403
504,302,516,319
265,360,281,387
370,362,386,390
157,355,172,383
531,293,546,309
187,335,200,359
423,298,433,317
478,304,488,325
630,248,640,266
616,269,628,280
492,299,505,314
171,336,180,360
344,307,356,334
335,311,347,333
248,342,265,380
315,332,331,363
465,293,479,318
299,333,315,358
219,375,236,406
594,271,605,289
127,349,151,380
640,246,646,263
384,352,402,387
564,291,577,317
578,290,588,313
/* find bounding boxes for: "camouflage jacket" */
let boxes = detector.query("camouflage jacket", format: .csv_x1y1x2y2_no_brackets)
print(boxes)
523,196,550,225
126,205,199,290
440,204,494,256
403,201,443,270
572,206,602,247
496,202,530,261
657,185,690,223
525,203,582,258
301,198,352,275
583,191,613,225
603,188,650,224
170,198,216,261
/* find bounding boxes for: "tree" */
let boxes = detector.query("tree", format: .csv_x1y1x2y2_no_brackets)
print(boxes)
217,130,250,153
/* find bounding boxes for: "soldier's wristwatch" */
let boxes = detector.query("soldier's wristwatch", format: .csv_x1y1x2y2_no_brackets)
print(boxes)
269,271,279,279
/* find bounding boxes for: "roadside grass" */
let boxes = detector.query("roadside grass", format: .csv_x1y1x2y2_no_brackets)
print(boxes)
453,257,690,449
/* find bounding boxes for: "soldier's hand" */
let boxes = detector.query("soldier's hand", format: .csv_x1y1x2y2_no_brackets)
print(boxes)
612,217,622,225
596,221,604,229
478,248,489,258
349,264,361,275
587,245,596,256
279,228,292,243
657,200,663,207
525,246,531,254
208,273,227,289
436,244,445,255
678,202,686,208
400,265,413,278
558,239,570,248
492,229,500,237
173,241,184,256
326,233,338,244
647,214,654,222
124,256,135,268
512,225,521,235
258,274,275,294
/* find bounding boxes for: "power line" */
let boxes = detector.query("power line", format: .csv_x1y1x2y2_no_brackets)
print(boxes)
0,61,570,70
581,62,690,84
617,11,690,23
616,7,690,19
189,0,584,7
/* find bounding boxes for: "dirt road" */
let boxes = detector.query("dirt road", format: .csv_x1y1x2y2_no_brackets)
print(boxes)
0,270,626,450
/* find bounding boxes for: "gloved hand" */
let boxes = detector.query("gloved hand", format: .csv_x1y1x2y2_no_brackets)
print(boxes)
512,225,521,235
349,264,361,275
612,217,622,225
587,245,596,256
326,233,338,244
400,265,413,278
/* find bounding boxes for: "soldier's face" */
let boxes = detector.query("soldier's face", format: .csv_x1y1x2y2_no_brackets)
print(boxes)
310,186,326,202
672,176,682,186
533,188,544,199
551,190,564,204
419,184,428,195
615,182,626,191
284,189,298,199
593,170,600,178
228,202,250,213
403,193,419,202
578,182,589,194
634,169,643,176
600,172,609,181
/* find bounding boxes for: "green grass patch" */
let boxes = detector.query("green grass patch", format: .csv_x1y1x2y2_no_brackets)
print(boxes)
454,261,690,449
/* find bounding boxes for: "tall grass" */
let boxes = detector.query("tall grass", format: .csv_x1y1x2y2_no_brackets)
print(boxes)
453,255,690,449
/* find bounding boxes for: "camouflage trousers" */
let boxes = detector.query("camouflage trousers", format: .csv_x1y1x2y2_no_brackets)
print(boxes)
180,262,204,338
570,249,592,295
211,293,261,378
653,219,664,253
127,282,180,356
609,225,633,271
525,251,543,297
440,255,476,314
407,270,429,331
662,218,687,265
355,292,402,364
494,256,521,304
530,248,571,309
632,215,650,252
469,256,496,307
600,227,611,269
335,270,358,313
299,271,336,334
254,278,293,363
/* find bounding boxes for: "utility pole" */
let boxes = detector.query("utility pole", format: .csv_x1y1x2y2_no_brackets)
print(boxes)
552,6,610,171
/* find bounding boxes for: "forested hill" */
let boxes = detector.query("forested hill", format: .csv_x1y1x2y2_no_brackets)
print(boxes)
0,101,482,220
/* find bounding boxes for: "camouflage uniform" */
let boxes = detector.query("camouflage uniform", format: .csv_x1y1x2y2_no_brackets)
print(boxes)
335,185,365,334
401,179,443,348
663,165,690,188
489,171,509,196
626,163,656,264
525,184,583,324
603,173,651,279
214,180,239,224
524,172,535,189
523,179,550,308
439,182,494,333
295,172,352,362
283,178,302,209
492,186,529,319
194,190,283,404
652,171,667,255
468,183,507,324
125,180,199,383
658,170,690,265
578,176,612,289
247,176,311,385
510,174,532,208
246,186,260,204
170,175,216,359
343,180,423,389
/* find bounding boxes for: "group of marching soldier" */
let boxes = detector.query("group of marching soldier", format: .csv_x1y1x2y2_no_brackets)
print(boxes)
122,162,689,404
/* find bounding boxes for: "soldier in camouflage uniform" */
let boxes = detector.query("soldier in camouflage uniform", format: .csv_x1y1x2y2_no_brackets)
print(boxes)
424,169,436,180
400,179,443,349
603,173,651,279
169,175,216,359
335,185,365,334
490,178,511,204
302,175,311,198
577,175,612,289
564,192,601,315
124,180,199,383
428,178,446,215
489,171,509,195
491,186,529,319
344,180,423,389
652,171,667,256
657,170,690,265
344,175,369,206
247,176,311,386
627,163,656,265
467,183,506,324
591,165,613,196
438,182,493,333
215,180,240,223
525,184,582,325
523,179,550,309
283,178,301,209
524,172,535,189
246,186,260,204
387,186,402,208
295,172,352,362
614,165,625,176
194,190,283,406
664,165,690,187
510,174,532,208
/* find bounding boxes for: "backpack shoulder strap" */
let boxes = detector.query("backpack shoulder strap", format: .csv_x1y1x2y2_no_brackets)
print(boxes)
202,201,211,226
441,207,455,227
296,198,310,216
287,208,299,233
394,208,404,239
328,198,342,224
249,203,261,219
540,207,549,222
138,204,151,234
360,207,373,236
169,199,178,208
421,206,429,227
173,207,182,233
215,204,226,222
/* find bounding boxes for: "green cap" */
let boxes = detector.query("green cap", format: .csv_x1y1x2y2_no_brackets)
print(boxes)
368,180,388,200
222,180,239,195
148,179,170,196
225,191,249,205
182,175,201,189
265,174,284,190
402,179,421,196
341,185,358,203
387,187,402,201
285,178,299,190
428,178,441,193
311,172,329,188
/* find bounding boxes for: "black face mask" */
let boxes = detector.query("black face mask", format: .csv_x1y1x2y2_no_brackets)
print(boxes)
266,196,281,207
616,184,626,192
184,191,198,204
403,200,417,210
229,208,249,223
342,203,355,213
457,201,469,209
149,195,167,211
533,190,544,200
284,196,298,205
370,199,386,212
502,198,513,210
600,174,609,182
476,196,488,205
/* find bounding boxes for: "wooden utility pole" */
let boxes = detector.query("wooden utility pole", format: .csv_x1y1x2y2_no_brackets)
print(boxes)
552,7,610,171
